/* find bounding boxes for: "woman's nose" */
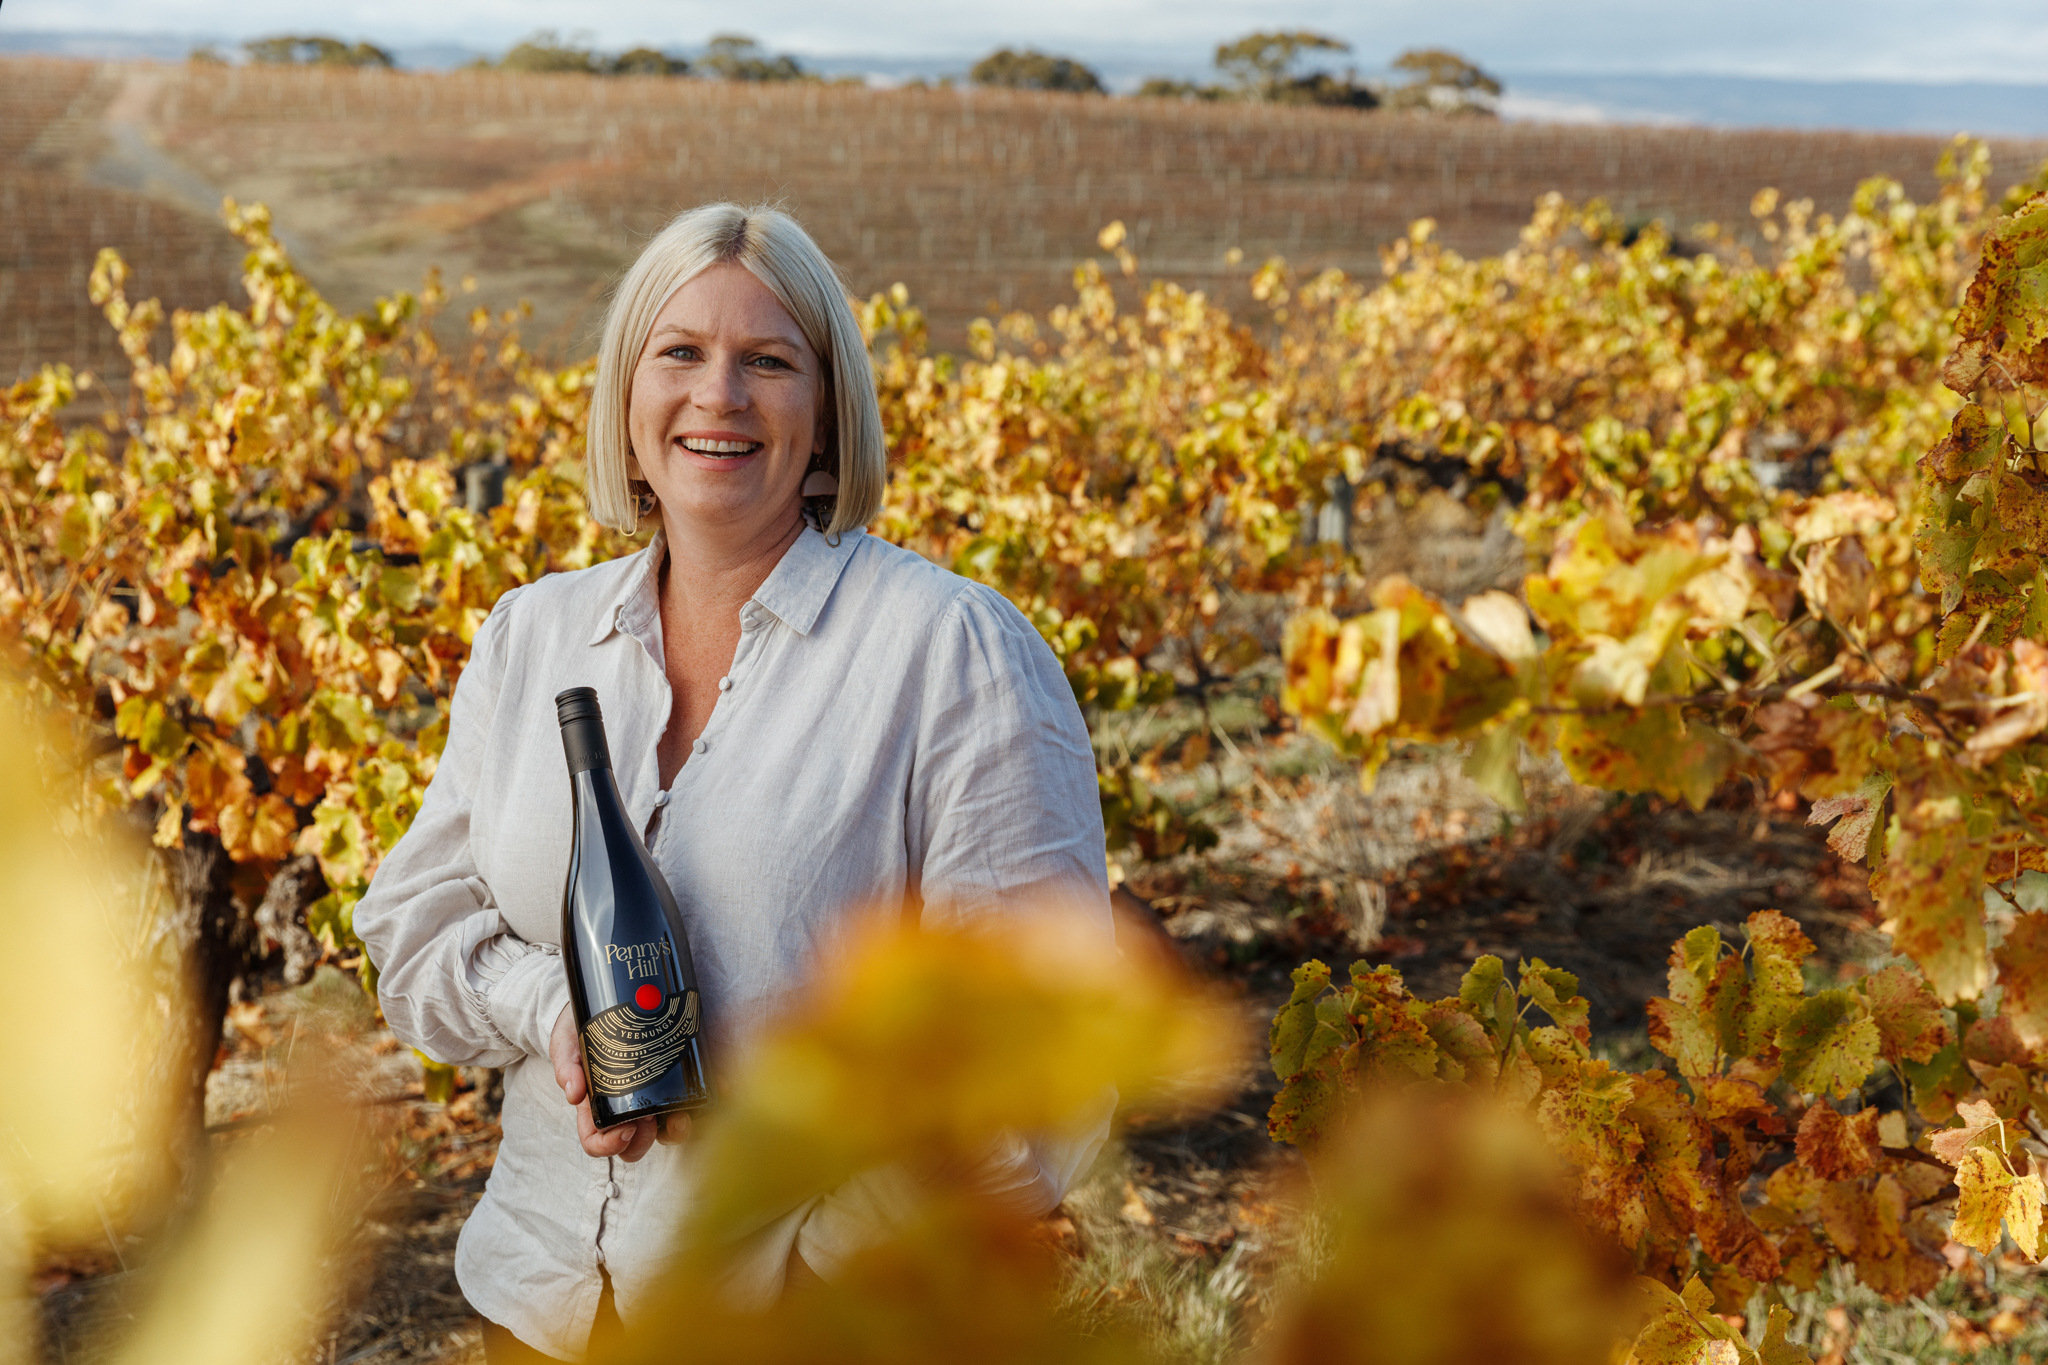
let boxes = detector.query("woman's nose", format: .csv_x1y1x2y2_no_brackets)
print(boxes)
694,359,749,414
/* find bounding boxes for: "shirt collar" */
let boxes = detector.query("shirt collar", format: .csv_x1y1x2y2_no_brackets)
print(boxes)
585,525,863,648
750,525,864,636
586,533,666,648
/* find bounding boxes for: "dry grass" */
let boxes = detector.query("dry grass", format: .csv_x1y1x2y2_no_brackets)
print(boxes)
1057,1147,1279,1365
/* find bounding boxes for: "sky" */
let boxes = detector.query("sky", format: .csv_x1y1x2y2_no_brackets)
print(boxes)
5,0,2048,85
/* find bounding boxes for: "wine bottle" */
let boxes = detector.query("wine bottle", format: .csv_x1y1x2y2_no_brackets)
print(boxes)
556,687,712,1128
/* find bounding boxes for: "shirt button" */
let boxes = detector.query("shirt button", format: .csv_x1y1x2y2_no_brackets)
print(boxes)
717,676,733,692
692,738,709,756
654,789,671,808
602,1181,620,1198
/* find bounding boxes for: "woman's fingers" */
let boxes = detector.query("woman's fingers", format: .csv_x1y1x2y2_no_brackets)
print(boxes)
618,1117,659,1163
573,1101,603,1154
549,1005,586,1104
561,1059,586,1106
655,1112,692,1146
572,1106,658,1161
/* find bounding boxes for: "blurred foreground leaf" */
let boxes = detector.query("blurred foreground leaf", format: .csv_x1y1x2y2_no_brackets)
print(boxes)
0,685,172,1249
683,911,1239,1249
1264,1092,1643,1365
0,679,363,1365
107,1101,363,1365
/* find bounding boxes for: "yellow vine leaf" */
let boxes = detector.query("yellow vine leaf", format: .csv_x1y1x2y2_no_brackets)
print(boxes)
1628,1276,1813,1365
1742,911,1817,1056
1553,708,1735,812
1995,912,2048,1047
1875,793,1991,1003
1945,196,2048,392
1950,1147,2035,1255
1794,1105,1878,1181
1855,964,1952,1066
1774,991,1881,1099
1931,1098,2008,1165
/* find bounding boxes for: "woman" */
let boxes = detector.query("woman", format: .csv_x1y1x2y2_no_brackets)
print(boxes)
356,204,1114,1362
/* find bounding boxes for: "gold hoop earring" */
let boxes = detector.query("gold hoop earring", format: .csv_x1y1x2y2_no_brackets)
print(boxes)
628,476,657,520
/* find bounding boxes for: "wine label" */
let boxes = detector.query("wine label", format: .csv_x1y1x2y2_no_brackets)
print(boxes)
583,988,700,1096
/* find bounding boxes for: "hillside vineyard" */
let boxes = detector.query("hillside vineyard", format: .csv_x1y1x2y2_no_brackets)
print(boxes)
5,54,2047,381
0,59,245,389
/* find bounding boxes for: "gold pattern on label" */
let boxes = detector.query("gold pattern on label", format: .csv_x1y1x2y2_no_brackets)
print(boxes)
583,989,699,1095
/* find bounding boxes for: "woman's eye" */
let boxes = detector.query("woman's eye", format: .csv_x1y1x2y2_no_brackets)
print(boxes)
749,354,791,370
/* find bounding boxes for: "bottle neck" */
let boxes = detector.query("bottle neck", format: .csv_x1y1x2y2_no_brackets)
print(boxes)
560,715,613,776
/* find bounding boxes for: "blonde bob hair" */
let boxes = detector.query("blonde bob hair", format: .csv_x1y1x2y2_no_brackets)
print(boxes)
586,202,885,536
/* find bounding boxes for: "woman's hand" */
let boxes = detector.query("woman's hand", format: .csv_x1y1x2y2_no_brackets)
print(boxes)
550,1005,691,1160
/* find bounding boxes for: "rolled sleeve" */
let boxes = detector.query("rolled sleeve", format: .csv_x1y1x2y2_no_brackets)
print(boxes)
356,586,567,1068
469,931,573,1063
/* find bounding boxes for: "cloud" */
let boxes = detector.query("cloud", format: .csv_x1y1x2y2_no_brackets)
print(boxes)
2,0,2044,83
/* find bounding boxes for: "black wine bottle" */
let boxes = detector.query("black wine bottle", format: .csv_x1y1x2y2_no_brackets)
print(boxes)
556,687,711,1128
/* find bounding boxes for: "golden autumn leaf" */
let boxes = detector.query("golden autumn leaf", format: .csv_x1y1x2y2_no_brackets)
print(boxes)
1930,1097,2008,1166
1807,781,1885,864
1553,707,1735,812
1856,963,1951,1065
683,910,1235,1247
1794,1104,1878,1181
1454,589,1538,660
1995,911,2048,1048
1796,536,1875,627
1774,991,1881,1099
1949,196,2048,389
1876,795,1991,1003
1950,1147,2036,1256
1963,638,2048,765
1789,492,1898,547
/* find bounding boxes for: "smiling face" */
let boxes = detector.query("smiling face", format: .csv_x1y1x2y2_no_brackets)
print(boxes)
627,262,826,546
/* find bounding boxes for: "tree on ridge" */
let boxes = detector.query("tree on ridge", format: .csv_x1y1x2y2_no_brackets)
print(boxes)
244,35,395,68
698,34,810,82
1384,48,1502,116
970,49,1105,94
1141,30,1375,109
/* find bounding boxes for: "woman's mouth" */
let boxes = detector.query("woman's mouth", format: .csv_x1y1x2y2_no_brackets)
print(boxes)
677,437,762,459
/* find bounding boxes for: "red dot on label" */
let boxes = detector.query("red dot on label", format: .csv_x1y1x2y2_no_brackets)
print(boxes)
634,984,661,1011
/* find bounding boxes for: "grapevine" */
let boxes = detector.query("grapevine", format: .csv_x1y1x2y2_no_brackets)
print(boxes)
4,142,2047,1354
1274,159,2048,1334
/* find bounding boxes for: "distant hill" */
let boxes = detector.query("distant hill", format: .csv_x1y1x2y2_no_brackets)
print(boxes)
4,55,2046,384
7,28,2048,136
1499,71,2048,138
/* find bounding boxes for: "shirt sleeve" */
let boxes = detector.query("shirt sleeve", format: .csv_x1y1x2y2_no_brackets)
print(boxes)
907,582,1115,927
793,584,1119,1281
355,585,573,1068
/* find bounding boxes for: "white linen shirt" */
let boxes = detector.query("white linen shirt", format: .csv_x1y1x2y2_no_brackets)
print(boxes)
355,526,1115,1361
